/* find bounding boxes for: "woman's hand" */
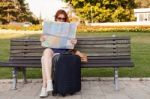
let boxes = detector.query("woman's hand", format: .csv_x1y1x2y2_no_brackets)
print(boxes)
40,34,47,42
70,38,77,45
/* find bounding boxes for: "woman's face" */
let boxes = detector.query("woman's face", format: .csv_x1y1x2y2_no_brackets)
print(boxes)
56,14,66,22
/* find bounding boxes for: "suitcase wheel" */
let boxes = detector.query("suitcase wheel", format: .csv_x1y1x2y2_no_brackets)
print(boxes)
70,92,74,95
52,91,57,96
61,93,66,97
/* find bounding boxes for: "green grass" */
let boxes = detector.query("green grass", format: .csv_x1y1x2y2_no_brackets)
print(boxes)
0,32,150,78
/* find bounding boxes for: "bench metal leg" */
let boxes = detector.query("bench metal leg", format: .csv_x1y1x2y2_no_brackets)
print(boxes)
12,67,18,90
114,67,119,91
22,67,27,84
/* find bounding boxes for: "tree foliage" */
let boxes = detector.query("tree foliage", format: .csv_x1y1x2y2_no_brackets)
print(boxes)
65,0,136,22
0,0,39,24
135,0,150,8
0,1,18,23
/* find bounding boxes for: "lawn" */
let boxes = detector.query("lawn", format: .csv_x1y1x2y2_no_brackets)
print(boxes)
0,32,150,79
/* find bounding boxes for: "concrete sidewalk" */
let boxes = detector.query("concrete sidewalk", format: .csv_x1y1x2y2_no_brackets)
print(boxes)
0,79,150,99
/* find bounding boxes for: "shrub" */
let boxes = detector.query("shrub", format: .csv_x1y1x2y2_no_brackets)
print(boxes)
77,25,150,32
0,24,42,31
0,24,150,32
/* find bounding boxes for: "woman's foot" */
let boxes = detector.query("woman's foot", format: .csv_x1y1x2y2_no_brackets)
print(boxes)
46,80,53,92
39,87,48,98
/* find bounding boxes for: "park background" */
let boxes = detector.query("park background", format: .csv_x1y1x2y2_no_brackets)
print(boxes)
0,0,150,79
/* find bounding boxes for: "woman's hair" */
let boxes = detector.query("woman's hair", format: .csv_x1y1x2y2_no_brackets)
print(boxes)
54,9,69,22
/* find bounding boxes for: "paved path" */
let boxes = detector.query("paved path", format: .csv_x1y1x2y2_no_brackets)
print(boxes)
0,80,150,99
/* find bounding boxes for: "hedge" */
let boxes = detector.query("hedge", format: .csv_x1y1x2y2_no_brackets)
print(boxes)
0,24,150,32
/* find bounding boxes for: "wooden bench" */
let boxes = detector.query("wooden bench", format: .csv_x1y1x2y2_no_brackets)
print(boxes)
0,36,134,90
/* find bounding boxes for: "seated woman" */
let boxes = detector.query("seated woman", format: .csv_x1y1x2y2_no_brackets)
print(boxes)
39,9,87,98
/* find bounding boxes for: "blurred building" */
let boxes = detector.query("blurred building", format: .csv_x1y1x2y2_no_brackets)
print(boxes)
134,8,150,22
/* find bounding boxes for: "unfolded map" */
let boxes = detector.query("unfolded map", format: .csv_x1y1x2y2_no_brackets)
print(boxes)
41,21,77,49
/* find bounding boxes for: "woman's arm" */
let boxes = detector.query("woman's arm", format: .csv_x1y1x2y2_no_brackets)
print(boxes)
70,38,77,45
40,34,47,42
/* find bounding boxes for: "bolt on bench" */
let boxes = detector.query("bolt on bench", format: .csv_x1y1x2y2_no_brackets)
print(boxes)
0,36,134,90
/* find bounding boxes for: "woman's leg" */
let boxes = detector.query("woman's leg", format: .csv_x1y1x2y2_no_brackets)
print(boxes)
41,56,47,88
40,48,54,97
42,48,54,82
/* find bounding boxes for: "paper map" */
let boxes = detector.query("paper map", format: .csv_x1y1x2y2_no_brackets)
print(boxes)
41,21,77,49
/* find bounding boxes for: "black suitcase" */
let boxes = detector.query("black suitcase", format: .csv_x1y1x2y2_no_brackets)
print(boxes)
52,53,81,96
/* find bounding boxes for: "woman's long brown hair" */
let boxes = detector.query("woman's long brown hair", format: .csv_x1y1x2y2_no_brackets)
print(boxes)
54,9,69,22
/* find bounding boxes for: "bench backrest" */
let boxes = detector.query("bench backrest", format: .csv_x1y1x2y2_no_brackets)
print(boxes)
10,37,134,68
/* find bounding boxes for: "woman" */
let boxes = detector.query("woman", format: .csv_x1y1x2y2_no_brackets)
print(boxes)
39,9,87,98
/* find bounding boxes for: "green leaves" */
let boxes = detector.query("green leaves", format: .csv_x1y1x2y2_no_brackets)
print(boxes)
0,0,39,24
135,0,150,8
69,0,136,22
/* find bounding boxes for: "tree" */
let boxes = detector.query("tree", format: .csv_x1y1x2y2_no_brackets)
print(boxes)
65,0,136,22
135,0,150,8
17,0,31,21
0,0,39,24
0,1,19,23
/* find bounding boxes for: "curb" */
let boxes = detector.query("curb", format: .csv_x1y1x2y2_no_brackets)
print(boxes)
82,77,150,81
1,77,150,83
0,29,41,34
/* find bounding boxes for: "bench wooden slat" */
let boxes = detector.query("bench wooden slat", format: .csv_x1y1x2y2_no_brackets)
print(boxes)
10,53,130,57
10,47,130,53
11,46,43,50
10,50,43,54
11,41,130,45
10,37,130,41
75,45,130,49
77,41,130,44
10,48,130,54
10,49,130,53
77,37,130,40
11,42,130,46
9,59,131,64
10,54,42,57
11,42,41,45
0,61,134,68
9,56,130,61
